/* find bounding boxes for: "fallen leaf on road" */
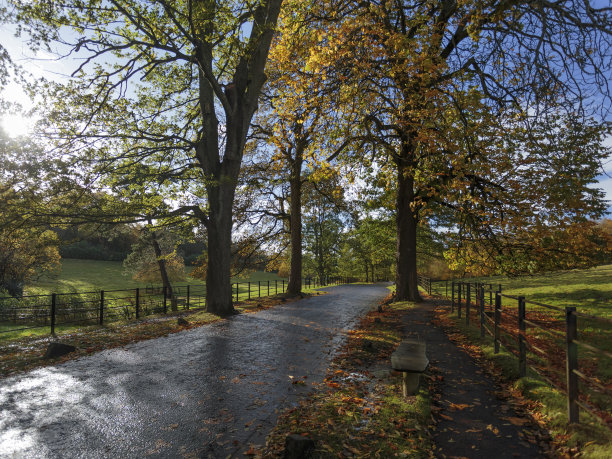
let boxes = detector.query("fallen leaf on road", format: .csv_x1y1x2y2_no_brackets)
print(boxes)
449,403,470,411
505,417,528,426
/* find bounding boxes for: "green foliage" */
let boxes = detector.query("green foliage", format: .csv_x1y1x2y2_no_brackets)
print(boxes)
0,227,61,297
56,224,139,261
123,228,186,284
302,176,347,281
339,216,395,282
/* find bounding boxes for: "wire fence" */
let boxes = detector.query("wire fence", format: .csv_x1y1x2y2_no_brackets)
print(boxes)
0,276,351,338
424,278,612,429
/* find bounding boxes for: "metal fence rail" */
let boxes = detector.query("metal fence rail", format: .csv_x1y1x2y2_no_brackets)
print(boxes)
0,276,352,338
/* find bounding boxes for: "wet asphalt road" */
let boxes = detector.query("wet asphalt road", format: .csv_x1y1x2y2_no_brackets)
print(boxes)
0,284,389,458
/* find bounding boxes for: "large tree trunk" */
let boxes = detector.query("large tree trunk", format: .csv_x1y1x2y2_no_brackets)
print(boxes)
287,154,303,295
193,0,282,315
205,182,235,315
395,161,422,302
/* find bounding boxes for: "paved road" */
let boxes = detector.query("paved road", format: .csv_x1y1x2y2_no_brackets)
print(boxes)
0,284,389,458
399,300,541,458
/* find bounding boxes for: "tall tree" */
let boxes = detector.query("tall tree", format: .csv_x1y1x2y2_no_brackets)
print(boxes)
308,0,612,300
249,0,361,295
12,0,283,314
302,173,346,283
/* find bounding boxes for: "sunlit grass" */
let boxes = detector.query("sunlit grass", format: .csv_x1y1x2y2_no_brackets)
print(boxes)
27,259,292,295
432,264,612,319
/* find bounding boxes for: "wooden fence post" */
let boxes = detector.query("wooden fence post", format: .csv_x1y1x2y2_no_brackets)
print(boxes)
282,279,285,292
100,290,105,325
268,280,270,296
566,307,579,423
50,293,56,335
135,288,140,319
163,286,167,314
451,281,455,313
518,296,526,377
480,285,485,338
275,280,278,295
248,282,251,300
458,282,462,318
494,292,501,354
186,285,190,310
466,283,471,326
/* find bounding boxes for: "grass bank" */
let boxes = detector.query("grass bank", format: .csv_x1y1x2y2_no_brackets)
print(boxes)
27,259,289,295
432,264,612,319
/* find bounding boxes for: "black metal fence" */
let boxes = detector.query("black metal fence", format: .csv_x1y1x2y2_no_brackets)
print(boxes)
0,276,351,338
417,274,432,295
426,278,612,429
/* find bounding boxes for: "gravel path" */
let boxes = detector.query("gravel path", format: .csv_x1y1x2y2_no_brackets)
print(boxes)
0,284,390,458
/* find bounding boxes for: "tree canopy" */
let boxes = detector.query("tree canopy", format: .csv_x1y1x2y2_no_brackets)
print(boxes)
1,0,610,304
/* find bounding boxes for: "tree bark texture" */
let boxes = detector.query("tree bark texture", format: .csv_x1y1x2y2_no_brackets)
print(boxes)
287,168,303,295
395,159,421,302
193,0,283,315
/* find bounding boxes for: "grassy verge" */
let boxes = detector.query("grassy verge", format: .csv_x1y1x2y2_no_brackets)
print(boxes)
2,264,343,342
434,304,612,458
263,298,433,458
28,259,289,295
431,265,612,433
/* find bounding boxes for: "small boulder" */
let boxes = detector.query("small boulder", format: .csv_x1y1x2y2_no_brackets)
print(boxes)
44,342,76,359
177,317,189,327
284,434,314,459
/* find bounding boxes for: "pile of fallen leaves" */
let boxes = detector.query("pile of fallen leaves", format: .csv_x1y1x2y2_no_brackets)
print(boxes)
0,294,308,379
262,297,433,458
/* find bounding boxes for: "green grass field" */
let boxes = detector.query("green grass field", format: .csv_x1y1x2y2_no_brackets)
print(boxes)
25,259,288,295
433,264,612,319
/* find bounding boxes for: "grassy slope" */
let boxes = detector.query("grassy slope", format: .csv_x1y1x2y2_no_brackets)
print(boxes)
27,259,287,295
435,264,612,319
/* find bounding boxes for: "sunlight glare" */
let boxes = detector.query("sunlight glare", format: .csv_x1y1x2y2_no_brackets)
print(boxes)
1,113,34,138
